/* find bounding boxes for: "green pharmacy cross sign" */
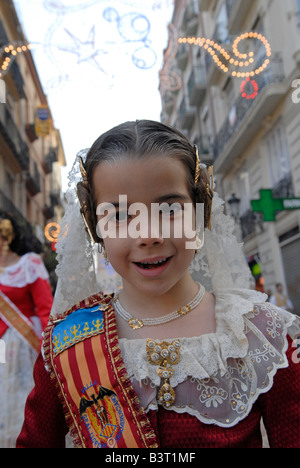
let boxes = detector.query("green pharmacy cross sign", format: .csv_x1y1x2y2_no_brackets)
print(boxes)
251,189,300,221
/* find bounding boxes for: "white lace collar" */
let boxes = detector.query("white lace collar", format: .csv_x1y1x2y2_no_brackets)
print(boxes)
118,288,300,427
0,252,49,288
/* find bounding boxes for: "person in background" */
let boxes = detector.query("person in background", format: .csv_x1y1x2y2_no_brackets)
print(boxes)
0,211,53,447
269,283,294,313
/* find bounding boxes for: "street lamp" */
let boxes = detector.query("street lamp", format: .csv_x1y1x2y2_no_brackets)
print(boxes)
228,193,241,220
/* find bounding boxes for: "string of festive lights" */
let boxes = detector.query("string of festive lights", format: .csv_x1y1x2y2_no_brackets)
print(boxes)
240,76,259,100
0,42,32,79
44,222,61,243
178,32,272,78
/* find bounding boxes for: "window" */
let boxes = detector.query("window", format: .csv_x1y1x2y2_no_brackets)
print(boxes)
215,2,229,43
265,123,291,187
237,170,251,215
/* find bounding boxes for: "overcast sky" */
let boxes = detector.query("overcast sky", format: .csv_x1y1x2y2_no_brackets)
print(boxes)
13,0,174,189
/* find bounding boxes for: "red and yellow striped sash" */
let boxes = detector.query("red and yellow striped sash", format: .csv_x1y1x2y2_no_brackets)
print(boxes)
43,293,158,449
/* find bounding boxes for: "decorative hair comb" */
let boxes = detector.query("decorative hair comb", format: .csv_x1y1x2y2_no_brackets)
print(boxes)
194,145,200,185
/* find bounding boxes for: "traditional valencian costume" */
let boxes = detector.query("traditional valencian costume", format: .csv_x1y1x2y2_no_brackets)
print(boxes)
17,149,300,448
0,221,53,447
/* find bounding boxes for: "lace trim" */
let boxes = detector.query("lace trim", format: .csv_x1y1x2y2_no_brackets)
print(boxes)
0,253,49,288
119,290,300,428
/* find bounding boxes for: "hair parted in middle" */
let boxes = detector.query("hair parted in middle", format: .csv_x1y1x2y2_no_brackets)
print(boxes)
77,120,213,244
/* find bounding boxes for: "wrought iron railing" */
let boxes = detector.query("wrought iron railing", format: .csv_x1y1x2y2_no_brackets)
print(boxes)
213,53,285,161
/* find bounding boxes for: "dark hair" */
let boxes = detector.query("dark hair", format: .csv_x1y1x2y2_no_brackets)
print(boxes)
0,211,34,255
78,120,212,242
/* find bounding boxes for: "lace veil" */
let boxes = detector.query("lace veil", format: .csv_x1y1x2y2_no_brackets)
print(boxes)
50,151,255,319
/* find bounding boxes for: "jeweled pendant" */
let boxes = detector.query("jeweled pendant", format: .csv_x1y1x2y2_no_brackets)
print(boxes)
158,382,176,408
128,318,144,329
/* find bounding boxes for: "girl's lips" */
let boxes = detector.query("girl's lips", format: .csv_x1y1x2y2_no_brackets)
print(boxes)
132,256,172,277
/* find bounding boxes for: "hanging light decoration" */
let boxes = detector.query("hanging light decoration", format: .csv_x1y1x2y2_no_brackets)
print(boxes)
240,76,259,100
178,32,271,100
178,32,271,78
0,42,32,79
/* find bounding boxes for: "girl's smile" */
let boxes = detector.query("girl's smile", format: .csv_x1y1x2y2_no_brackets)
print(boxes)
93,155,198,303
132,255,173,277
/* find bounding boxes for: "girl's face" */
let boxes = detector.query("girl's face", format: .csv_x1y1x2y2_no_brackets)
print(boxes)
93,155,197,298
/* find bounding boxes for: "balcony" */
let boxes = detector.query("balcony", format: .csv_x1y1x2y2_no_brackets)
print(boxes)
50,189,61,207
42,203,55,220
0,105,29,171
41,148,57,175
188,65,207,106
26,162,41,196
240,209,261,239
176,43,189,71
183,4,199,36
226,0,254,34
194,135,214,165
272,173,294,199
25,123,38,143
213,53,286,173
178,97,195,129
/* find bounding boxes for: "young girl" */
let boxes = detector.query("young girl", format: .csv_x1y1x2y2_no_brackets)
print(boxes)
17,120,300,448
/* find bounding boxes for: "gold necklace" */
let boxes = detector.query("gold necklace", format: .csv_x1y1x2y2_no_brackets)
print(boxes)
113,283,205,329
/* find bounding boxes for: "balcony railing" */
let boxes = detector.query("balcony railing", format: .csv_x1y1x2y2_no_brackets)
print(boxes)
272,173,294,199
26,161,41,196
176,43,189,70
178,97,195,129
188,65,207,106
240,209,260,239
194,135,214,164
0,106,30,171
213,53,285,163
225,0,253,34
183,3,199,36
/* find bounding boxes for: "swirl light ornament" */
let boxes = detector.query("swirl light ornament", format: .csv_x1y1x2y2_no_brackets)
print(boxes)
44,222,61,243
178,32,271,100
178,32,271,79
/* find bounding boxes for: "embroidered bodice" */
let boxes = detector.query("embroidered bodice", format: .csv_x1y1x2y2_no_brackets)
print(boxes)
118,289,300,428
0,252,52,338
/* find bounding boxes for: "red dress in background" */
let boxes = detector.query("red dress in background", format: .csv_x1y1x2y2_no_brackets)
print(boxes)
0,252,53,448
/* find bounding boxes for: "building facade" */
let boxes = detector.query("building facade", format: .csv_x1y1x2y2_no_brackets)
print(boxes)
159,0,300,313
0,0,66,253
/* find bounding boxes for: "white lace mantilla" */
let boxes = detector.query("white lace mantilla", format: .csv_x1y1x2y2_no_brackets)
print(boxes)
0,252,49,288
119,289,300,428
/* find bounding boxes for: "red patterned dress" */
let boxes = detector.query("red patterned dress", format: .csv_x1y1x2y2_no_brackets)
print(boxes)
16,290,300,449
0,252,53,447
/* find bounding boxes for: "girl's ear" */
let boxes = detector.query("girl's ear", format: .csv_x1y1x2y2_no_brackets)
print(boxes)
77,182,102,244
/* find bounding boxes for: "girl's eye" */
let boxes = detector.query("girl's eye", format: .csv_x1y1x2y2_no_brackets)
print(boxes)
160,203,183,216
111,211,130,222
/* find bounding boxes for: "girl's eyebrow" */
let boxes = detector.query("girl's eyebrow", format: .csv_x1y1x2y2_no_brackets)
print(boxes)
154,193,191,203
98,193,191,211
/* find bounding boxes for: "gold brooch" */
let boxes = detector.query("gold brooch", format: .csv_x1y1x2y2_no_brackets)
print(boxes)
146,339,181,408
